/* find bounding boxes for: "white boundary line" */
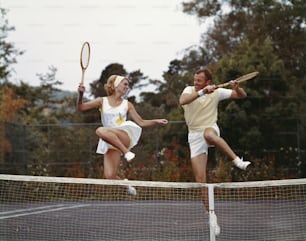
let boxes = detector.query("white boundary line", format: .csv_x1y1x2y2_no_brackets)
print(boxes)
0,201,202,220
0,204,65,215
0,203,89,220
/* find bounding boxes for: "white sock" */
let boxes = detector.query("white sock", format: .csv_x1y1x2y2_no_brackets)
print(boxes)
127,186,137,196
124,151,135,162
210,212,221,236
124,179,137,196
233,156,251,170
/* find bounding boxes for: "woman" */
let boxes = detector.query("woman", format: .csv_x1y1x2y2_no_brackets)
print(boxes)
77,75,168,194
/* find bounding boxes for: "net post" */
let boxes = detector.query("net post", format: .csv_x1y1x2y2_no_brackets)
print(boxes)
208,184,216,241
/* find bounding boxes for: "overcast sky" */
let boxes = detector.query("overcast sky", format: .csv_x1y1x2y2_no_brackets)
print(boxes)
1,0,208,95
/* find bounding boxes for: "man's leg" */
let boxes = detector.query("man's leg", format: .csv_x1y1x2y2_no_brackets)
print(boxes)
191,153,220,235
204,128,250,170
191,154,209,211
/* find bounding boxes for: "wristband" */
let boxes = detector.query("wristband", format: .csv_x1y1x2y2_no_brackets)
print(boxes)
197,89,205,97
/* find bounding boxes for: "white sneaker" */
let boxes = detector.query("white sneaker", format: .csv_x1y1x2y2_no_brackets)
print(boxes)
127,186,137,196
233,156,251,170
210,212,221,236
124,151,135,162
124,179,137,196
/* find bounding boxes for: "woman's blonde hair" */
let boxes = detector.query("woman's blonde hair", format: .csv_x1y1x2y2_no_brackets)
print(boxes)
104,75,127,95
104,75,117,95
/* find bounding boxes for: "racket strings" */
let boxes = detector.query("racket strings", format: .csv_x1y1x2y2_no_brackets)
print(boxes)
235,71,259,82
217,71,259,88
80,42,90,69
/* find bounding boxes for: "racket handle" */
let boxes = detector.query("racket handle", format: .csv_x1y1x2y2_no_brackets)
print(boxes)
80,69,85,84
217,82,229,88
217,77,252,88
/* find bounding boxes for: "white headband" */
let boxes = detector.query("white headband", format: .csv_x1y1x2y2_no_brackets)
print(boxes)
114,76,127,88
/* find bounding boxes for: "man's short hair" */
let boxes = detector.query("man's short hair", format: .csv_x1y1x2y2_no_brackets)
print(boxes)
195,68,212,81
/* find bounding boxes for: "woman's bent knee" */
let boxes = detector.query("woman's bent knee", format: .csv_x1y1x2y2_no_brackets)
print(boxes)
96,127,107,137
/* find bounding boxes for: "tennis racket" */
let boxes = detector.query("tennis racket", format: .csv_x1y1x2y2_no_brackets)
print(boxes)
217,71,259,88
80,42,91,84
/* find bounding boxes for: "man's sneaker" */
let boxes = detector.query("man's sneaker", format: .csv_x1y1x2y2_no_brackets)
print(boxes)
124,179,137,196
127,186,137,196
210,212,221,236
124,151,135,162
233,156,251,170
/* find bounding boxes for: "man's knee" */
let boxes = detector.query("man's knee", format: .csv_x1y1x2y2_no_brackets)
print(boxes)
204,129,219,145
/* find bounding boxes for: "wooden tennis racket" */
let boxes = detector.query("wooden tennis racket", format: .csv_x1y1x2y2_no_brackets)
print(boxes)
80,42,91,84
217,71,259,88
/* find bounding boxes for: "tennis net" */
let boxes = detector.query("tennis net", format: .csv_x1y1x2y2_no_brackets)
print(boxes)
0,175,305,241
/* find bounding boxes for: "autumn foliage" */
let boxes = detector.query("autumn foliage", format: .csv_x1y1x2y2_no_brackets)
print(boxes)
0,86,27,160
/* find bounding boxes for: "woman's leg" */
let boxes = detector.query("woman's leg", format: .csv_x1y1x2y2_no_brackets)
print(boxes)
103,149,121,179
96,127,135,161
103,149,137,195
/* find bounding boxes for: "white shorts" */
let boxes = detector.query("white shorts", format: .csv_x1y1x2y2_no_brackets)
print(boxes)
188,123,220,158
96,121,142,155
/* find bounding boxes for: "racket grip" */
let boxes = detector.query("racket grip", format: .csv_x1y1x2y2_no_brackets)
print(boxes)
217,82,229,88
80,70,85,84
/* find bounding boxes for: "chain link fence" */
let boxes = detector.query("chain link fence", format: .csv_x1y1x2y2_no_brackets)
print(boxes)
1,119,305,181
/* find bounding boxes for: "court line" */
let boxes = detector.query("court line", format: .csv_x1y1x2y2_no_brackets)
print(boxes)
0,204,90,220
0,201,204,220
0,204,65,215
92,201,203,207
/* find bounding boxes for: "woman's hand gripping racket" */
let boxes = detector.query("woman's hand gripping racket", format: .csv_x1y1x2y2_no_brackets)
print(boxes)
80,42,91,85
217,71,259,88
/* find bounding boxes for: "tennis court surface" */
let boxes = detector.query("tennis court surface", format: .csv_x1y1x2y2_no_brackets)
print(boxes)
0,175,305,241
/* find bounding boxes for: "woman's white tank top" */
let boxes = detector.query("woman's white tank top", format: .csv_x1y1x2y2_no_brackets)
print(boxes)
101,97,128,127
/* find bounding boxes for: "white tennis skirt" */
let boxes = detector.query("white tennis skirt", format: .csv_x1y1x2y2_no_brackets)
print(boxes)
96,121,142,154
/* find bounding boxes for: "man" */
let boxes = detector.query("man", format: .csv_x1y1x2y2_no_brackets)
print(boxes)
179,68,251,234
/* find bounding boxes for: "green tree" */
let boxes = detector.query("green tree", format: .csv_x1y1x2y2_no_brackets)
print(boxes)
182,0,306,77
181,0,306,118
214,40,287,150
178,0,306,180
0,8,23,82
213,39,304,181
12,66,63,124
